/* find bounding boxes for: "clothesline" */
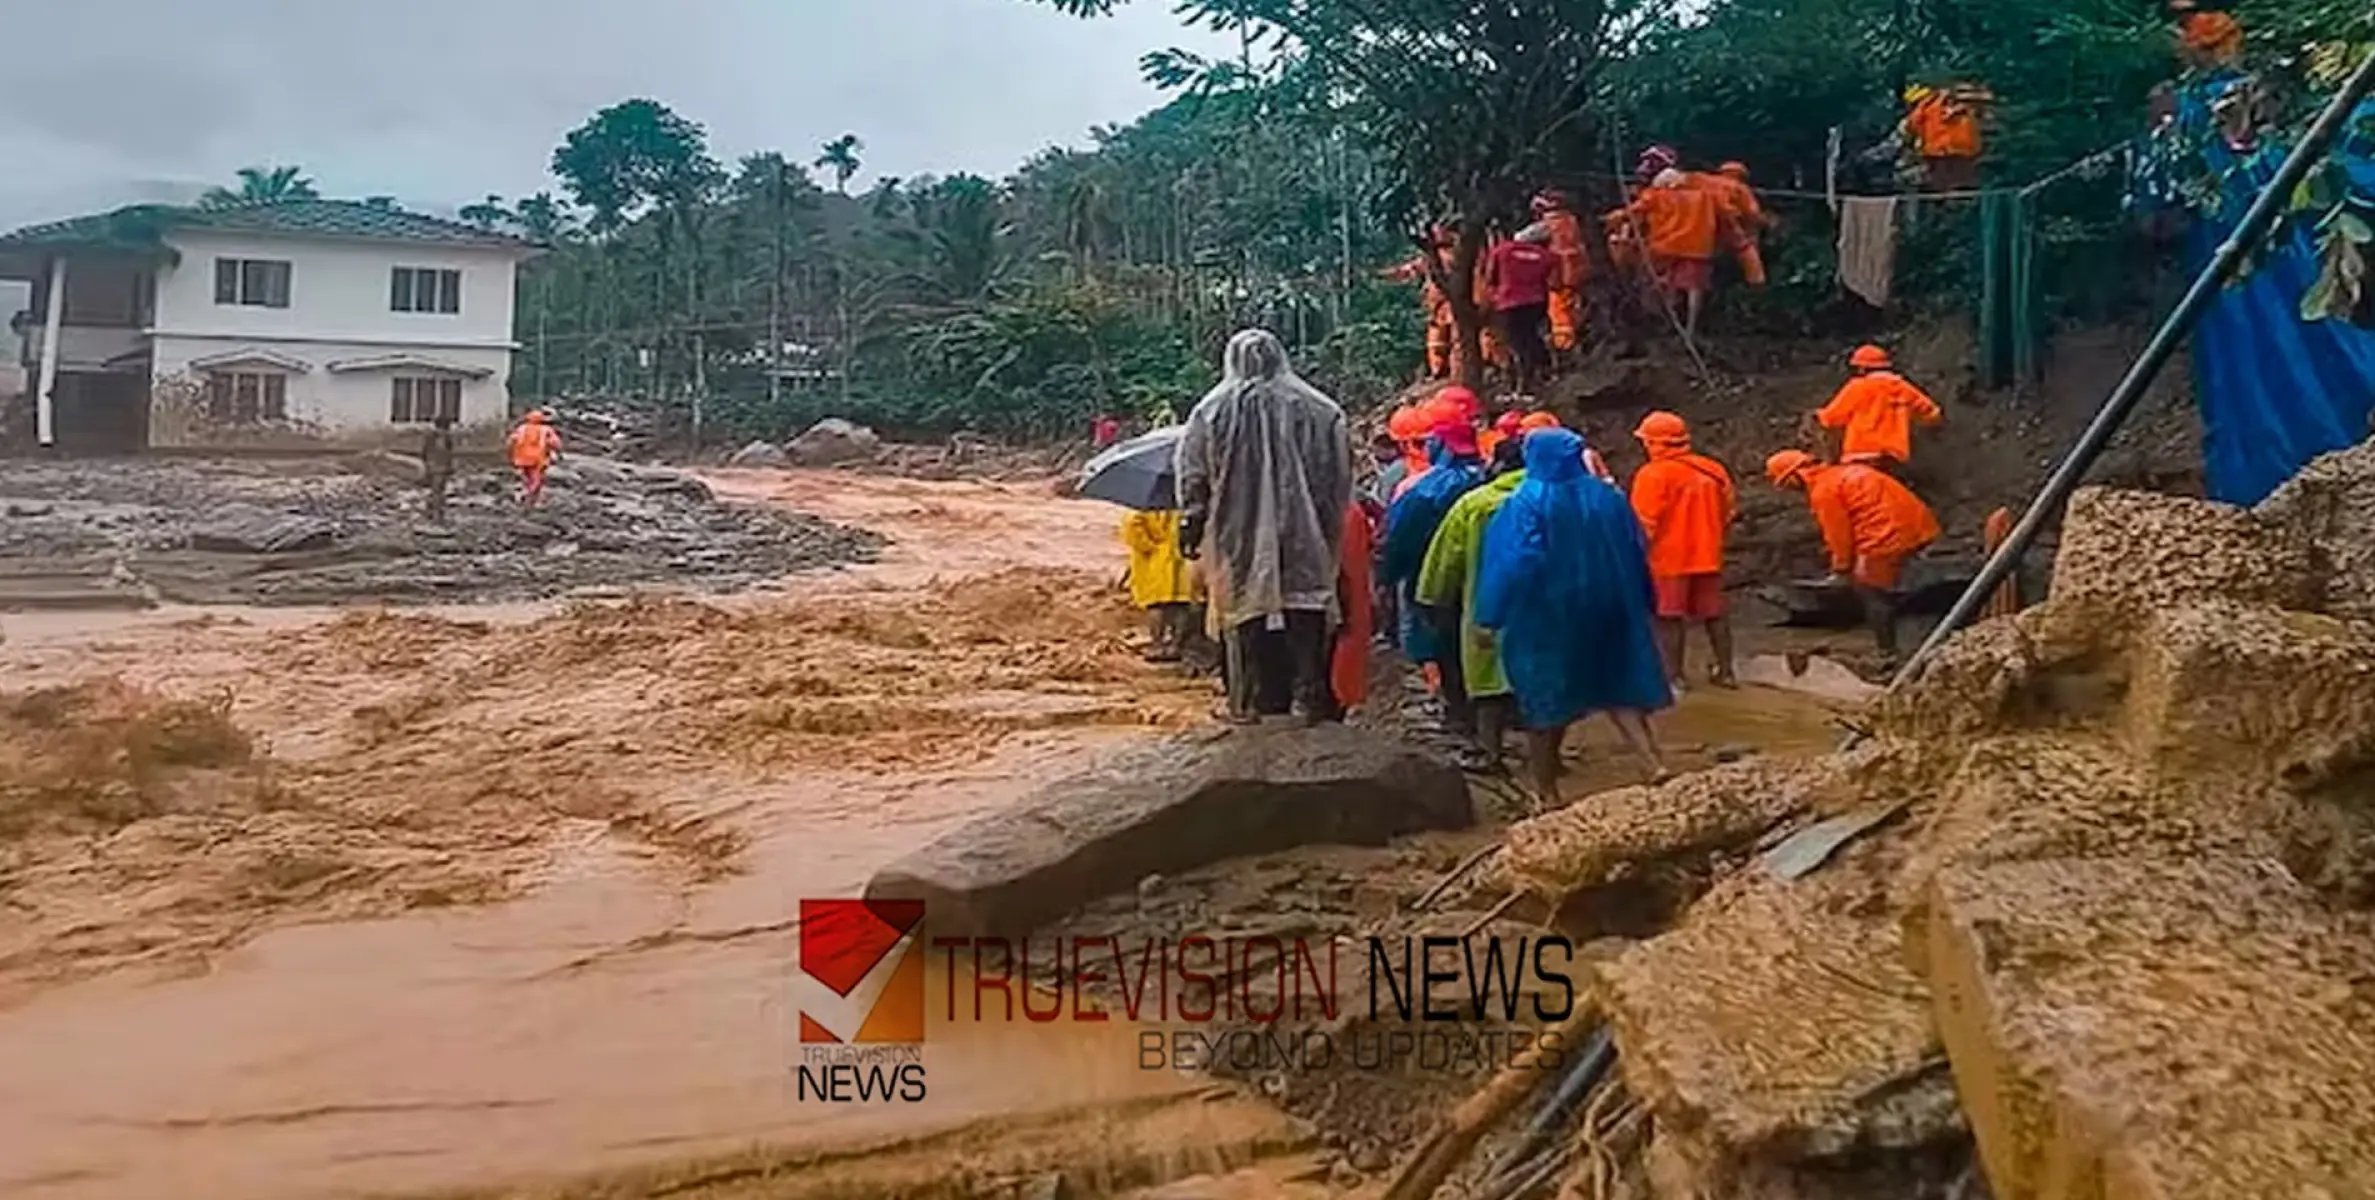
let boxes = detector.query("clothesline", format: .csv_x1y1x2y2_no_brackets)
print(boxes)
1570,138,2133,206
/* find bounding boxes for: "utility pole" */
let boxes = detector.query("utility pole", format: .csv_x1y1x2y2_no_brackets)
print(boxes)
769,161,786,411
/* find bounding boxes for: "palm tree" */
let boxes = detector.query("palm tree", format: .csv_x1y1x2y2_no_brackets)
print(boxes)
200,165,320,209
815,134,865,194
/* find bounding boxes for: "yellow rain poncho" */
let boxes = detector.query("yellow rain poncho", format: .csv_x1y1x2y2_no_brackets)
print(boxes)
1121,510,1197,608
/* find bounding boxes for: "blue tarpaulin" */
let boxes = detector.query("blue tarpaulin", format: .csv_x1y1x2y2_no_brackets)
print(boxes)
2133,74,2375,505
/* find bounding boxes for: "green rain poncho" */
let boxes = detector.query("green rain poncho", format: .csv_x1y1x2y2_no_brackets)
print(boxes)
1415,469,1525,698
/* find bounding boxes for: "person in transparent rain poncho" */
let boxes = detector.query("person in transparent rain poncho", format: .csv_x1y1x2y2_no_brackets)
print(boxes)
1176,330,1355,725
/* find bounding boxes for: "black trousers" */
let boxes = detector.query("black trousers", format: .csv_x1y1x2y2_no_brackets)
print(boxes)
1498,303,1551,383
1224,611,1330,718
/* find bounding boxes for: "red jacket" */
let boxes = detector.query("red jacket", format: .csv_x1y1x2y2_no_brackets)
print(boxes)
1487,241,1556,310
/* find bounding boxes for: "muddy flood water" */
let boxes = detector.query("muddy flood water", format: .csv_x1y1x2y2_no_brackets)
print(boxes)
0,468,1852,1199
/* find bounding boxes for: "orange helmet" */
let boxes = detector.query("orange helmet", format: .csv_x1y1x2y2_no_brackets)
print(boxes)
1850,344,1892,370
1519,411,1562,433
1720,161,1749,180
1387,405,1430,442
1634,410,1690,444
1766,449,1817,487
524,410,550,424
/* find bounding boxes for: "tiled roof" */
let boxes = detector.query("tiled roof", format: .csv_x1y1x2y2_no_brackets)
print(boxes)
0,200,530,252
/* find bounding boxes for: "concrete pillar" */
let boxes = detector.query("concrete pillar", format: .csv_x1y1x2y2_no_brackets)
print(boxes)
34,254,65,448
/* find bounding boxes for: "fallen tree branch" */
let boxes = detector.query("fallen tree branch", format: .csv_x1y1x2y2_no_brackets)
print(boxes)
1381,1005,1599,1200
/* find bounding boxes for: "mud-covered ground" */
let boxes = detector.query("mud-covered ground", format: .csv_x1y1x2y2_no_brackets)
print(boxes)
0,455,883,606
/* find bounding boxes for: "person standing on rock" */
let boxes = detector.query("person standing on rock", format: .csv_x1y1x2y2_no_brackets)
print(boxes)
1476,428,1674,807
1177,329,1354,725
421,413,456,525
507,410,563,508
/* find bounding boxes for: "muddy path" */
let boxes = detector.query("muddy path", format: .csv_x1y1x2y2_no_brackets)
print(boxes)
0,468,1858,1199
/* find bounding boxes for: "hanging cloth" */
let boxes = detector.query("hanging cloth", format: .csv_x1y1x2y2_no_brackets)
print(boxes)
1836,195,1900,308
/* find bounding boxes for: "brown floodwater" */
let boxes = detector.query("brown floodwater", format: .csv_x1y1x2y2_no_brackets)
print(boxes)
0,467,1859,1199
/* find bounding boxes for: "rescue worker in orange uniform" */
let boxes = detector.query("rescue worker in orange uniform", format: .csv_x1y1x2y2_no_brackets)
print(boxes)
1626,167,1724,338
1479,409,1527,464
1531,190,1590,355
1766,449,1941,666
1630,412,1737,689
1384,226,1460,379
507,409,564,507
1699,163,1771,287
1813,344,1943,473
1901,83,1991,192
2171,0,2243,68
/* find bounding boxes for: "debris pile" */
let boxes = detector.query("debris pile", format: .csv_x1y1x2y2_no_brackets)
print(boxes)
1489,438,2375,1198
0,456,882,606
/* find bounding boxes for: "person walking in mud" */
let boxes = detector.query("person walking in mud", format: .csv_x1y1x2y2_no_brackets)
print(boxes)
1177,329,1354,726
421,413,456,525
1475,428,1673,807
507,410,563,508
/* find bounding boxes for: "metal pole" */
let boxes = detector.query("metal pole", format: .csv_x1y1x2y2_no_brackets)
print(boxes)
769,163,785,411
1879,48,2375,706
34,254,65,448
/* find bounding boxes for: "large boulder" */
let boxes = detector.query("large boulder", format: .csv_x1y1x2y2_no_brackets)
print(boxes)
726,439,789,468
346,449,427,486
787,417,883,466
867,723,1472,936
187,505,337,555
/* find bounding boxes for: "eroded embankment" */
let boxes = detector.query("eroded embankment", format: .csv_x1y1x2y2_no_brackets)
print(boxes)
1490,438,2375,1199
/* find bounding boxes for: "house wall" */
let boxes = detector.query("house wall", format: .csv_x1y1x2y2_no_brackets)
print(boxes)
149,335,512,450
153,231,520,350
142,231,523,450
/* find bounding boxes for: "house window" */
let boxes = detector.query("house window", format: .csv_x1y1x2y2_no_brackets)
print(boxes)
390,377,462,424
212,258,292,308
390,267,462,314
204,373,289,424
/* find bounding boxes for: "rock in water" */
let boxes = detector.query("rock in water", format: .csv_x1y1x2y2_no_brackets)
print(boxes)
787,417,882,466
188,505,338,555
866,723,1472,935
726,440,789,468
347,449,427,486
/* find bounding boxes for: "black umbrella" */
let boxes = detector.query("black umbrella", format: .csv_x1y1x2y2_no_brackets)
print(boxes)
1078,426,1186,511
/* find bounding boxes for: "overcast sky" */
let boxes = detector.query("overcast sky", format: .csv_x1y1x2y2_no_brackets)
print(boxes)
0,0,1227,231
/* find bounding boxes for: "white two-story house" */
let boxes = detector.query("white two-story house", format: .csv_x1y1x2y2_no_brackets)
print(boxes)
0,200,534,452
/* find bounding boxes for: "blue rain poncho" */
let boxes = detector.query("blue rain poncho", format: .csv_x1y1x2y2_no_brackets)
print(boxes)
1380,439,1483,665
1474,428,1674,729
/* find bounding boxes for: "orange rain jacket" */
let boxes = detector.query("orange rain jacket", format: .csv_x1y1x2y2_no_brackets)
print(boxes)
1630,442,1736,579
1539,208,1589,290
1908,93,1983,160
1627,184,1722,261
508,420,561,469
1802,463,1940,574
1816,370,1943,465
1695,173,1768,239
